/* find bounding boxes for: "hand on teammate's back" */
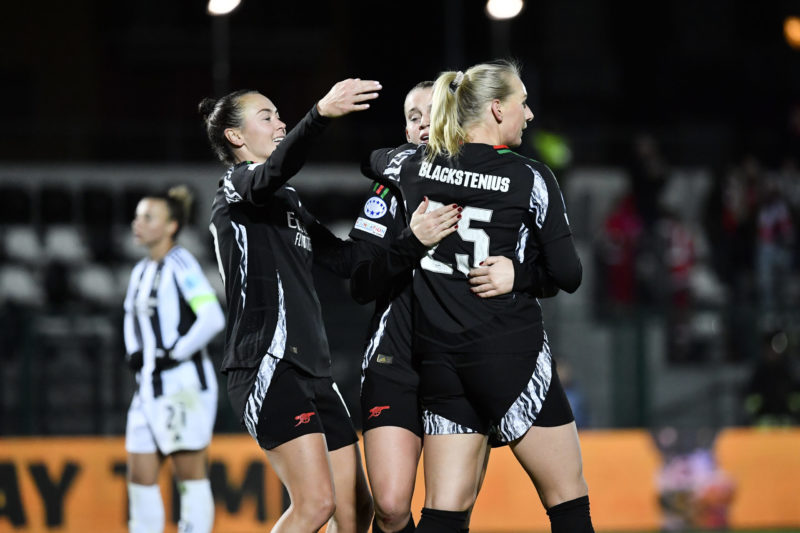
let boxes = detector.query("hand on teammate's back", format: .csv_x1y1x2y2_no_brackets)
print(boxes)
410,196,461,247
468,256,515,298
316,78,382,117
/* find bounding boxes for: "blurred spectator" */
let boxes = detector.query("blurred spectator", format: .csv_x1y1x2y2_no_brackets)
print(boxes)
557,359,590,428
744,329,800,426
658,447,735,531
659,208,695,309
755,176,795,322
626,133,672,307
723,156,761,289
595,192,643,313
627,133,668,231
702,165,739,288
658,448,735,531
658,208,697,363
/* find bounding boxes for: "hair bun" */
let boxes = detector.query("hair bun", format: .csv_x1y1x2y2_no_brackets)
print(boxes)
198,97,218,120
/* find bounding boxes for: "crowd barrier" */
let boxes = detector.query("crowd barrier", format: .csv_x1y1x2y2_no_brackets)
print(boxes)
1,428,798,532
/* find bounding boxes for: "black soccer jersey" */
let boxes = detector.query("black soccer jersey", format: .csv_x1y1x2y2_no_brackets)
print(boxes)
366,143,580,354
210,105,352,377
348,181,427,382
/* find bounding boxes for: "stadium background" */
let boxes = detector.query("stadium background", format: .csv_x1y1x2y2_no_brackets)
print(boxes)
1,1,799,531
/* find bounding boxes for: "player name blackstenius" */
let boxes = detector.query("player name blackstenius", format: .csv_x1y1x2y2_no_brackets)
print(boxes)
418,161,511,192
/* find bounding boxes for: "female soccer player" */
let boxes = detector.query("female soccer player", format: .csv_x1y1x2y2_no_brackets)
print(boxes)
365,60,593,533
351,81,560,533
123,185,225,533
199,79,379,533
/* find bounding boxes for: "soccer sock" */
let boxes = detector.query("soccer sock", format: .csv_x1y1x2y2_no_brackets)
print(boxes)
546,495,594,533
373,514,415,533
128,483,164,533
416,508,468,533
177,479,215,533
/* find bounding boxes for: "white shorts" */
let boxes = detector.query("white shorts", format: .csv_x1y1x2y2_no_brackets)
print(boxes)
125,359,218,455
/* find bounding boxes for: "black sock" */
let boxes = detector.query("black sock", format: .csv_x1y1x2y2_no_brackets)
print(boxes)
373,514,415,533
546,495,594,533
416,508,468,533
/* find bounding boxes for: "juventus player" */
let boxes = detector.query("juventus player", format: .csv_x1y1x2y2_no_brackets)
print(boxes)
124,186,225,533
200,79,379,533
365,61,593,533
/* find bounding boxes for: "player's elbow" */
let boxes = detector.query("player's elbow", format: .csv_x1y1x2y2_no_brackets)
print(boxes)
558,260,583,294
208,303,226,335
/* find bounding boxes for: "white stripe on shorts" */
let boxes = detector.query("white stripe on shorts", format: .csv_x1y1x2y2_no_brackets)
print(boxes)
493,333,553,444
243,355,280,441
422,409,479,436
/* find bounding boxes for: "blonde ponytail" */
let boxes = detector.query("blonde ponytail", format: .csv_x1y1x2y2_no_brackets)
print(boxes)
427,59,522,161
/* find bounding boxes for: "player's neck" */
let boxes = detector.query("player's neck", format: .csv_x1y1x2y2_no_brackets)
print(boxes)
149,240,175,262
465,123,501,146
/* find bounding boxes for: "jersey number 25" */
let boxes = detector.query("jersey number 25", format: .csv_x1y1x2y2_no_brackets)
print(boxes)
420,200,493,276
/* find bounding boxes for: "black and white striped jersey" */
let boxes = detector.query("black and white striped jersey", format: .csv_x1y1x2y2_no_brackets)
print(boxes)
123,245,225,397
366,143,581,355
210,106,352,377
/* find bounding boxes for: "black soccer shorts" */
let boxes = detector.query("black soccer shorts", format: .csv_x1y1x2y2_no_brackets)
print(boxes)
227,358,358,451
419,338,573,445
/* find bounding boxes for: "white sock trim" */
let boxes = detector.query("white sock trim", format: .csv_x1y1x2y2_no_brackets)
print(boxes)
178,478,214,533
128,483,164,533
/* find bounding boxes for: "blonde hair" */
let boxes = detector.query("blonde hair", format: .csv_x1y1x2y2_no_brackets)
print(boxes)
146,185,194,239
166,185,193,230
427,59,522,161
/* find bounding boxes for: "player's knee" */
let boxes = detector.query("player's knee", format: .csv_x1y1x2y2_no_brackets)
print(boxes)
374,489,411,526
295,489,336,527
542,475,588,510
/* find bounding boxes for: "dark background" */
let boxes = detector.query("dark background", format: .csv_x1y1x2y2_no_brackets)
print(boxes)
2,0,798,169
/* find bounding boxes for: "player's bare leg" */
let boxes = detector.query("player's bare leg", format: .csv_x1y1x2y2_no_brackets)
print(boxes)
364,426,421,532
265,433,337,532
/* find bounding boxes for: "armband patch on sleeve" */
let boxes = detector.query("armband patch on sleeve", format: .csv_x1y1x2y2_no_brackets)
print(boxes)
189,293,218,313
354,217,387,238
363,197,388,219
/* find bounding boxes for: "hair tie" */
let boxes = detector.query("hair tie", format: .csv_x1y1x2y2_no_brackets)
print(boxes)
449,71,464,92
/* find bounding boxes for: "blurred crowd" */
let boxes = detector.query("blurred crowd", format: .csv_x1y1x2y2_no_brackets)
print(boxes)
594,135,798,357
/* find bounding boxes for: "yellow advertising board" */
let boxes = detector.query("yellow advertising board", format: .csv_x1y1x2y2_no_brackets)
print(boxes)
1,429,799,532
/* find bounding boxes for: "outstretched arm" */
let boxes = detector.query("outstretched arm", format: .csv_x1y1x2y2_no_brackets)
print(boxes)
226,79,383,204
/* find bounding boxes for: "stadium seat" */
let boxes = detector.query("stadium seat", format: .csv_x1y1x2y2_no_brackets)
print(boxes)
43,225,91,264
71,264,121,308
0,264,44,307
3,225,44,265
